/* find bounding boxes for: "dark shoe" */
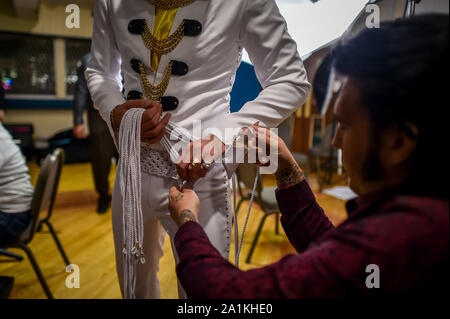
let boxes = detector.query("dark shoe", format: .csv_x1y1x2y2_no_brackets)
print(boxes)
0,276,14,299
97,198,110,214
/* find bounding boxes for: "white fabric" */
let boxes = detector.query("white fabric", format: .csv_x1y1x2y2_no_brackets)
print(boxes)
0,123,33,214
118,108,146,299
86,0,311,299
140,146,178,179
112,163,232,299
86,0,311,147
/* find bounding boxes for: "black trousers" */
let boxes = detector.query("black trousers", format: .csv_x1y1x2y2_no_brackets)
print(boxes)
87,108,117,201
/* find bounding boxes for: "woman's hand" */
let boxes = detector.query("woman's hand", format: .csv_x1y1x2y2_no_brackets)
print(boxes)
250,125,305,188
246,124,296,171
169,186,200,228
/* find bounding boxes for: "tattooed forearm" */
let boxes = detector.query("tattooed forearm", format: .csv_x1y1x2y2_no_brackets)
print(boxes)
178,209,197,225
275,161,305,189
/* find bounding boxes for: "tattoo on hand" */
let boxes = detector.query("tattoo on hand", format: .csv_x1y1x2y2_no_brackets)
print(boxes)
275,161,305,189
175,193,184,203
179,209,197,225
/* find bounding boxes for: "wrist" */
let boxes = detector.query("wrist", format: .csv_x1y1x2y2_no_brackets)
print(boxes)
176,209,199,227
276,142,296,172
275,160,305,189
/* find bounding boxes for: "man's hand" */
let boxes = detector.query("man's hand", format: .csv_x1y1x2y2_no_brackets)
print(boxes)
176,135,225,182
73,124,87,139
112,99,171,144
169,186,200,228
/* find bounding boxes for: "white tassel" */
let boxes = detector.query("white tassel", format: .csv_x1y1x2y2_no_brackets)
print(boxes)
118,108,146,299
118,110,258,297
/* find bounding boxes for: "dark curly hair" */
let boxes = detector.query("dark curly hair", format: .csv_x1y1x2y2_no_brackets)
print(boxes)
332,14,449,198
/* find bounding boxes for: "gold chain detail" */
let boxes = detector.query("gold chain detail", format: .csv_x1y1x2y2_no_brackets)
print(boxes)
148,0,196,10
142,21,185,56
139,61,173,101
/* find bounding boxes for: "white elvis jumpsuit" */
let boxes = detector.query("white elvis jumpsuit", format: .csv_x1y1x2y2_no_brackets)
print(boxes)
86,0,310,298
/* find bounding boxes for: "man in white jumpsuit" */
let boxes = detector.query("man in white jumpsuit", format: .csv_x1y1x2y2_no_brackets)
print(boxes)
86,0,310,299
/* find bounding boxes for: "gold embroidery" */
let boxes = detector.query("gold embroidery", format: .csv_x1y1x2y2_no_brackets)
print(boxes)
148,0,196,10
142,20,185,56
139,61,173,101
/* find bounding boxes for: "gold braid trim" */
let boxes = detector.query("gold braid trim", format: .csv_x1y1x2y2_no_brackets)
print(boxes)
139,61,173,101
148,0,196,10
142,20,185,56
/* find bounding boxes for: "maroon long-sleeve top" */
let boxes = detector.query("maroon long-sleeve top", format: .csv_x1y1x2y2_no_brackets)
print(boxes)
174,180,449,298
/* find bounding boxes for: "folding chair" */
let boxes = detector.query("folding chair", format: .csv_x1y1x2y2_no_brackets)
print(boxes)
235,163,280,264
36,149,70,266
0,148,66,299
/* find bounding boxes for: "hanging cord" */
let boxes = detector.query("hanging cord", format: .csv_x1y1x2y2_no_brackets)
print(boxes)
118,108,146,299
118,110,260,296
232,169,258,268
160,121,194,188
119,110,193,298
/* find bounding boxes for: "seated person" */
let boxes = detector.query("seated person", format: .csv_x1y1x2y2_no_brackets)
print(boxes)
0,122,34,245
167,14,449,298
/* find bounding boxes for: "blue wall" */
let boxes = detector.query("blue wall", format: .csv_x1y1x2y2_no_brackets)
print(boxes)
230,61,261,113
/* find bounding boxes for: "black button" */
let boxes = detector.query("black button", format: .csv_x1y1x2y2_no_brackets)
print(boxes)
128,19,146,34
170,60,188,76
161,96,179,111
127,90,143,100
183,20,202,36
130,59,142,74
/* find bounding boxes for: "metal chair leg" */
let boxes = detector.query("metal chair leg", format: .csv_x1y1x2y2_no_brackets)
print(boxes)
246,212,274,264
42,221,70,266
0,248,23,261
36,220,43,232
235,198,245,218
275,212,280,235
315,155,324,193
16,244,53,299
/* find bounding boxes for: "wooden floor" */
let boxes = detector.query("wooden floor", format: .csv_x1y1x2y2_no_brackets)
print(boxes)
0,162,348,299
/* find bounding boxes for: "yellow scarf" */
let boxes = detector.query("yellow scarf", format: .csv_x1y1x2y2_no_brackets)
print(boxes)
151,8,178,70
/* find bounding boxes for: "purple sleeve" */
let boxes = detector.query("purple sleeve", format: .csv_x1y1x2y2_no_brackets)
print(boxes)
275,180,334,252
174,221,370,298
174,222,283,298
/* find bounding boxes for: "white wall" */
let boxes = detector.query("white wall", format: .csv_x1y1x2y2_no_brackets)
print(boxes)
416,0,449,14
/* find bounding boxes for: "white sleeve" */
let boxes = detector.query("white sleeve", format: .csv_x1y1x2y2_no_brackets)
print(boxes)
215,0,311,145
85,0,125,142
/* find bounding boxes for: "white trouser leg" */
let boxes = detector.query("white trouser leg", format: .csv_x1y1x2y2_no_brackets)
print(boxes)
112,167,171,299
159,163,232,298
112,163,232,299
